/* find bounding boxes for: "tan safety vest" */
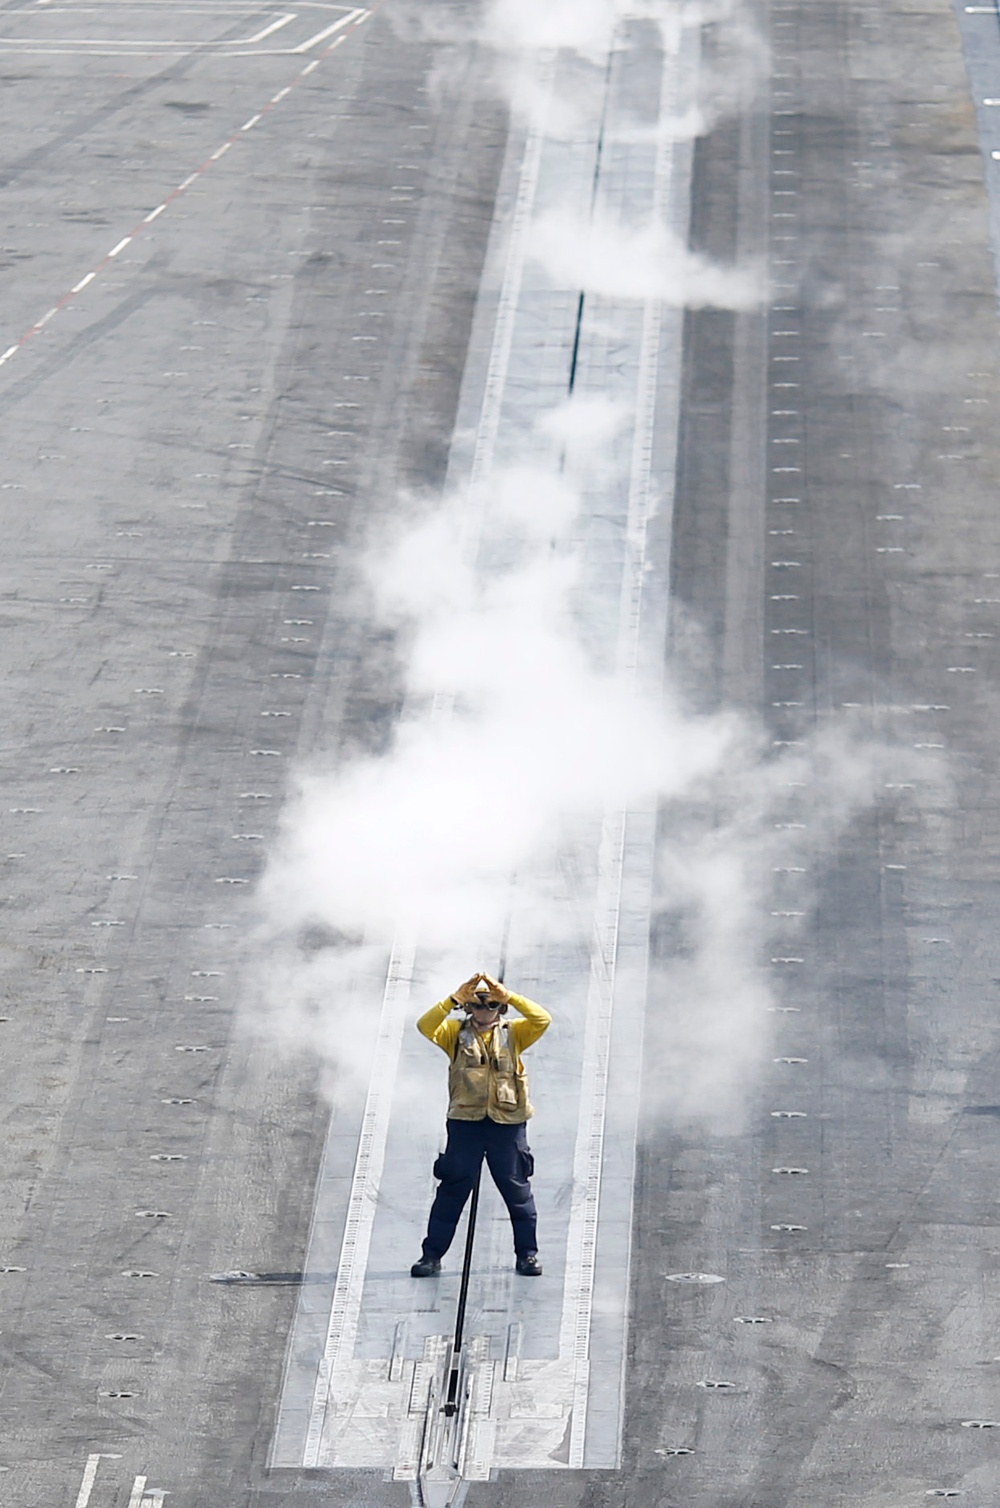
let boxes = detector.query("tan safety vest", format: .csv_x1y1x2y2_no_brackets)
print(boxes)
447,1020,533,1124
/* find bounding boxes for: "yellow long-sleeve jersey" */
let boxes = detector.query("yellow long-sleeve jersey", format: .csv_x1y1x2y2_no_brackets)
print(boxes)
416,993,551,1061
417,993,551,1122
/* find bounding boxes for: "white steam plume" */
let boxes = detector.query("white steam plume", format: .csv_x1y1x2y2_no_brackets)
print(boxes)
529,211,763,308
479,0,768,129
253,437,904,1125
258,459,740,963
643,718,926,1127
249,0,895,1127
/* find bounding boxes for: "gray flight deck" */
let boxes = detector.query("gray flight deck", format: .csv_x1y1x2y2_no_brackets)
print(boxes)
3,2,1000,1507
271,30,683,1482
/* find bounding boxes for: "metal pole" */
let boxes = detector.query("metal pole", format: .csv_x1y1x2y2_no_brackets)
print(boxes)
442,949,505,1417
497,912,511,989
444,1168,482,1416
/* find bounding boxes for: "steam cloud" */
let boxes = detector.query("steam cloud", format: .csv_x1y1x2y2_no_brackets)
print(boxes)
529,212,762,309
251,0,897,1125
255,439,893,1124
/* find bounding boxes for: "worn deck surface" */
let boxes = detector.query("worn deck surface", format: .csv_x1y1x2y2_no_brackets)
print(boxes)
2,1,1000,1505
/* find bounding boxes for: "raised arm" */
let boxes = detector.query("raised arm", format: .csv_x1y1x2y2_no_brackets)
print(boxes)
474,973,551,1052
506,993,551,1051
416,973,487,1055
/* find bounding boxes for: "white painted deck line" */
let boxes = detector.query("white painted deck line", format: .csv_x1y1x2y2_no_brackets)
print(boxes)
462,59,554,540
301,936,416,1466
74,1456,102,1508
560,808,627,1467
559,37,682,1465
0,7,367,55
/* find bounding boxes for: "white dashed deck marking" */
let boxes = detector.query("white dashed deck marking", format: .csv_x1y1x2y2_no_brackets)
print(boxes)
0,9,371,370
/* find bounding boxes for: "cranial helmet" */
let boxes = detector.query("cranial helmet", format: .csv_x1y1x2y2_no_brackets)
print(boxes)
470,979,508,1014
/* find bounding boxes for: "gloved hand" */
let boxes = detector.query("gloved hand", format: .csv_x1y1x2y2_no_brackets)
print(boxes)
477,973,511,1006
450,974,488,1008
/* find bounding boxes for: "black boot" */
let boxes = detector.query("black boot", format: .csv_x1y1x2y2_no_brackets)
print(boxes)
410,1256,441,1277
515,1253,542,1276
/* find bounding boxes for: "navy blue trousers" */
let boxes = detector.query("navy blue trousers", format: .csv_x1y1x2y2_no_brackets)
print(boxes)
422,1118,538,1261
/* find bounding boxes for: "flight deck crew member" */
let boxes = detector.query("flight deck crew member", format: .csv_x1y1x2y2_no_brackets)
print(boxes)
411,971,551,1278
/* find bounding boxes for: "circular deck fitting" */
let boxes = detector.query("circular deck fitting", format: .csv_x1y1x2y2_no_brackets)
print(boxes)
664,1272,725,1285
